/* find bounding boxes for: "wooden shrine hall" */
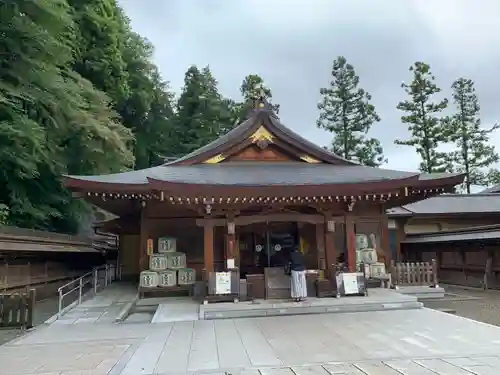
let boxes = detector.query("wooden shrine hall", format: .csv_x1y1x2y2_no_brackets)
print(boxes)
63,98,464,298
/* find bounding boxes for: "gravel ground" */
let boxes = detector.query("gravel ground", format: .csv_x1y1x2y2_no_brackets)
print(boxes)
424,284,500,326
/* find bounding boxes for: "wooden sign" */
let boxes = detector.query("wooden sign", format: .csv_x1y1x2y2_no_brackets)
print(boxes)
147,239,154,256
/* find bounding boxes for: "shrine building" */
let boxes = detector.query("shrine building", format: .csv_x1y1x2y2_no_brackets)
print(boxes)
63,98,464,297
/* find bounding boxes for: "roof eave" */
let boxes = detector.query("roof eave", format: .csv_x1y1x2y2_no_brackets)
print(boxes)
63,175,149,192
146,175,421,197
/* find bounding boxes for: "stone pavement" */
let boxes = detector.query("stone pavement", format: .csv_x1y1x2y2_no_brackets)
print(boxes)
48,283,137,325
3,307,500,375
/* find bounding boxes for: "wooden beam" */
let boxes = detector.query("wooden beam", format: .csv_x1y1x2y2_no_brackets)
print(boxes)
379,213,390,266
204,222,214,274
139,207,150,272
345,214,356,272
196,213,332,227
395,217,408,262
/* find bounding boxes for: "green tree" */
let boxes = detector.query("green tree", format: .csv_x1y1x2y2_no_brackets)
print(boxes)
120,33,175,168
445,78,499,193
317,56,385,166
68,1,176,169
174,66,233,156
396,62,449,173
0,0,132,232
240,74,279,114
68,0,130,107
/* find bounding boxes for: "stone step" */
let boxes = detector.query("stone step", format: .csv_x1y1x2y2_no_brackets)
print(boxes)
201,300,423,320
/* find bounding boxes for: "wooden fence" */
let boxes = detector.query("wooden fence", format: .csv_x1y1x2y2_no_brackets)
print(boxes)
391,260,438,287
0,289,36,329
0,261,81,291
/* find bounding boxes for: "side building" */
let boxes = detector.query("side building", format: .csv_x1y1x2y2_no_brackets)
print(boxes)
388,193,500,288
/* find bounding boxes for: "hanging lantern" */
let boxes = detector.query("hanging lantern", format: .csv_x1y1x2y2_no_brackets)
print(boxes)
227,221,235,234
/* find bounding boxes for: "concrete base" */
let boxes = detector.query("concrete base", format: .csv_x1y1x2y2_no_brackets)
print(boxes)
151,297,199,323
395,285,446,300
199,288,422,320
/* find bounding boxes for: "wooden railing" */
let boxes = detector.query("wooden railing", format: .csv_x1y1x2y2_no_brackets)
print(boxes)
0,289,36,329
391,260,438,287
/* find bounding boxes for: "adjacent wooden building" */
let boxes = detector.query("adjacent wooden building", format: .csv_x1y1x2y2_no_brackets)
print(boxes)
388,193,500,289
63,99,464,295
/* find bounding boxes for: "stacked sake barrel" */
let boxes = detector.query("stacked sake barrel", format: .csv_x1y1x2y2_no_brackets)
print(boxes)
139,237,196,288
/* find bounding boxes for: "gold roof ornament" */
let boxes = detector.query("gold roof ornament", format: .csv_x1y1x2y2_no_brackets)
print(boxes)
250,125,274,143
300,155,321,163
203,154,226,164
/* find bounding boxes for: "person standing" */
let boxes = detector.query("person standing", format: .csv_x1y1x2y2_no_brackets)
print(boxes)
288,246,307,302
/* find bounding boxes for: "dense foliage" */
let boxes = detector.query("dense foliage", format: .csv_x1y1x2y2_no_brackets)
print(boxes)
2,0,500,232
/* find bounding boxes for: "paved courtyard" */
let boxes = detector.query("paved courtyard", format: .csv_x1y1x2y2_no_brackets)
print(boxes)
3,306,500,375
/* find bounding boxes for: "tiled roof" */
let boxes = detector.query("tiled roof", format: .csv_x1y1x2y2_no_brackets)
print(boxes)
480,184,500,193
403,224,500,244
387,193,500,216
68,162,422,186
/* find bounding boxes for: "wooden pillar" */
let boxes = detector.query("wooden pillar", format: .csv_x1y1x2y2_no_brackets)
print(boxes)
139,206,150,272
225,216,236,269
204,222,214,274
395,218,408,262
379,213,390,266
323,213,336,277
345,214,356,272
315,223,326,277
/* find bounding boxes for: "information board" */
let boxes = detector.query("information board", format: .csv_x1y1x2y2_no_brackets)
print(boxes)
215,272,231,295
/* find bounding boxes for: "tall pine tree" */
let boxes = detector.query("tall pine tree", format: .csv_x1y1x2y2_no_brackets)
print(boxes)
446,78,499,193
396,62,449,173
174,66,233,156
317,56,384,166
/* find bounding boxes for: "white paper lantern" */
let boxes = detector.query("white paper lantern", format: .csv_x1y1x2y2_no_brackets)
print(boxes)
158,270,177,287
150,254,168,271
166,252,186,269
178,268,196,285
140,271,159,288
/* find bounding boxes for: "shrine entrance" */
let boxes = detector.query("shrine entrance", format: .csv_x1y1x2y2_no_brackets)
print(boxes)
238,222,298,278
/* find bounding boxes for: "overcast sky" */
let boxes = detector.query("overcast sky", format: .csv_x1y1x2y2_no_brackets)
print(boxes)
118,0,500,173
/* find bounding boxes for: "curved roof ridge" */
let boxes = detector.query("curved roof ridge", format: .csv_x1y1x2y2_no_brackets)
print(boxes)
165,107,357,166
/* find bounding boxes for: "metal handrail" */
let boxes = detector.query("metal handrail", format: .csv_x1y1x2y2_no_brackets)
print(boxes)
57,263,122,317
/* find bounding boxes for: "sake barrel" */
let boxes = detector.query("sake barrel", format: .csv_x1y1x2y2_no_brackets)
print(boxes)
149,253,168,271
140,271,159,288
369,262,386,278
177,268,196,285
158,270,177,287
358,248,378,264
158,237,176,253
166,252,186,269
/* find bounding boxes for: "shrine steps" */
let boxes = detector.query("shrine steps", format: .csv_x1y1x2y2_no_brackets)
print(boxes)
198,288,422,320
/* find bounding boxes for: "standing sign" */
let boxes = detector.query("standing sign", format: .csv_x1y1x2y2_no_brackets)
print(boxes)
147,239,154,256
215,272,231,295
342,273,359,295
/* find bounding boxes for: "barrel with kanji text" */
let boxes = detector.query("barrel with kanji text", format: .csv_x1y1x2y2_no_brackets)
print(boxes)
177,268,196,285
140,271,159,288
166,252,186,269
158,270,177,287
149,254,168,271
